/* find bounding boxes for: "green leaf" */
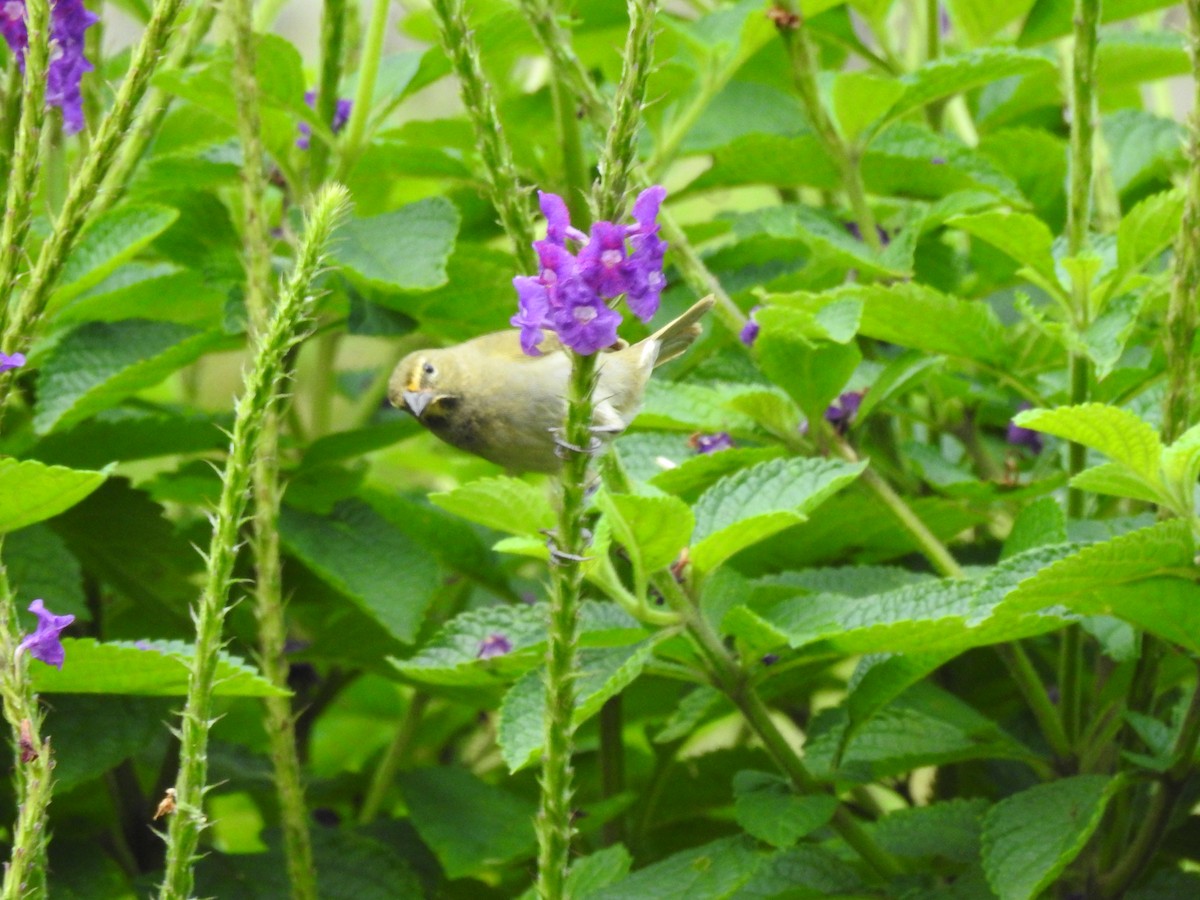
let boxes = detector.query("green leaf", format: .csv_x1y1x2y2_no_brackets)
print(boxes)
1001,495,1067,559
395,601,645,687
0,458,107,533
1070,462,1165,505
637,380,764,436
732,771,838,848
563,846,633,899
731,844,865,898
1,524,87,621
1020,0,1179,45
30,405,227,469
728,545,1074,656
981,776,1119,900
32,639,286,696
45,695,170,792
844,651,956,740
831,71,906,142
398,767,536,879
331,197,459,291
51,205,179,308
850,283,1011,364
279,499,441,644
947,210,1063,296
855,350,943,421
947,0,1037,44
590,836,762,900
691,457,868,572
34,320,235,434
596,492,693,595
56,264,224,328
1161,422,1200,510
734,206,902,278
755,308,861,427
1115,189,1184,287
1103,110,1184,196
429,476,556,537
1097,31,1190,92
885,48,1056,131
498,639,662,772
1014,403,1163,482
873,798,991,862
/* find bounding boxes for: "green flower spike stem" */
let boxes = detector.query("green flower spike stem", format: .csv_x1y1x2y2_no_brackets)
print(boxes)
157,185,349,900
536,5,656,897
430,0,537,270
0,0,189,361
227,0,318,895
1057,0,1101,753
0,0,49,324
0,562,55,899
338,0,388,177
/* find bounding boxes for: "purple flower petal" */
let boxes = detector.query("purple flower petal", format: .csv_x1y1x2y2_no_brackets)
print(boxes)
740,306,763,347
0,351,25,372
578,221,630,300
297,89,353,150
1,0,98,134
825,390,864,434
511,275,550,356
550,294,621,355
477,633,512,660
689,432,734,454
17,599,74,670
1007,402,1044,454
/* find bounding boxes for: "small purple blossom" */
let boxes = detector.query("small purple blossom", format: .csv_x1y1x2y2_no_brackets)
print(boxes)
477,633,512,660
296,90,353,150
740,306,762,347
511,187,669,356
16,599,74,670
689,432,734,454
1007,403,1043,454
0,351,26,372
826,390,864,434
0,0,98,134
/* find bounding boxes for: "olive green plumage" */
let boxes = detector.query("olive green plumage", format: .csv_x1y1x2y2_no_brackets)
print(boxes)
388,296,714,472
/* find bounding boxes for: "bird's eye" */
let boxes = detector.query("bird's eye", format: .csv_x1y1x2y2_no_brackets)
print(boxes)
422,362,436,377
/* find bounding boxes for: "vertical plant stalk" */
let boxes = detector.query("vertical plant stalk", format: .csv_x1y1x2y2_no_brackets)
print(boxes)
0,0,49,326
227,0,317,896
774,2,880,252
1163,0,1200,446
93,5,218,218
430,0,537,269
0,0,189,359
309,0,348,189
0,555,55,899
338,0,388,173
1057,0,1100,752
598,696,626,846
157,185,349,900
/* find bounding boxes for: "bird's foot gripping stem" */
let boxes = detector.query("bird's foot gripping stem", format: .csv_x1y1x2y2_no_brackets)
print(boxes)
540,528,594,566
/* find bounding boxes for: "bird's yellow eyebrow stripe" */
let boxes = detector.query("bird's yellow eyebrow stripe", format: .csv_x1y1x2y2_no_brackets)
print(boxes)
406,373,423,393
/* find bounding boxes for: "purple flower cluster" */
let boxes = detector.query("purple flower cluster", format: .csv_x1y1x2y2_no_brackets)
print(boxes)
689,432,734,455
296,90,352,150
0,351,26,372
512,187,669,356
1,0,98,134
17,599,74,669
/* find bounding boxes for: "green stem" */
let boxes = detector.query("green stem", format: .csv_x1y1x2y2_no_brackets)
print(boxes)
339,0,388,176
0,0,49,335
1163,0,1200,446
430,0,536,268
598,696,626,846
0,0,190,360
552,79,590,225
1100,663,1200,897
157,186,349,900
997,644,1072,763
0,545,55,899
359,692,428,824
775,3,880,252
537,352,597,900
309,0,347,189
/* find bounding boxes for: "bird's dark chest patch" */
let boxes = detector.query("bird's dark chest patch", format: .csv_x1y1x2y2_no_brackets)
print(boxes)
426,405,488,453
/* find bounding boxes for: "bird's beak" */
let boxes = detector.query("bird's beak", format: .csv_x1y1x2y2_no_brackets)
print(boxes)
402,390,435,418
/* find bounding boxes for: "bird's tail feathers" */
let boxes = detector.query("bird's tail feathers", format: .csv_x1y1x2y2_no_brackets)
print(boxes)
650,295,715,367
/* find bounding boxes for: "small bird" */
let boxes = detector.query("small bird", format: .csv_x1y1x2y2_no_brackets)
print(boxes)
388,296,714,472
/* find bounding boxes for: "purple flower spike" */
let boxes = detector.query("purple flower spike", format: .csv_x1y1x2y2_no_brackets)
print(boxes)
740,306,763,347
689,432,734,455
1007,403,1043,454
825,390,865,435
1,0,98,134
17,599,74,670
511,186,670,355
0,351,26,372
297,90,353,150
477,633,512,660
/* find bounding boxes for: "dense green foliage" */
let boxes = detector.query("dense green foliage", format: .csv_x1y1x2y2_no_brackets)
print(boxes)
2,0,1200,897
